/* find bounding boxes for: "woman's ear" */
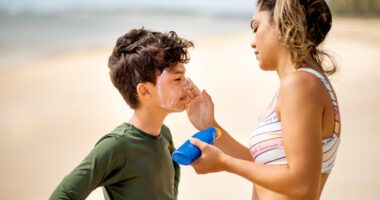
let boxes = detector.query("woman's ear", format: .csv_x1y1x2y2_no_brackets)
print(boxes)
136,83,152,98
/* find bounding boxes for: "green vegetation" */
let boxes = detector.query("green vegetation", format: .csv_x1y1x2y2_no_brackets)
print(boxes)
331,0,380,16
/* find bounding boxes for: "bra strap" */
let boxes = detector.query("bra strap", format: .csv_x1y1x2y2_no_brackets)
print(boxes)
298,68,341,135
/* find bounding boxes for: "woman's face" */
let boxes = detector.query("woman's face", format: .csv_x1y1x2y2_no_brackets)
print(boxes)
250,8,283,71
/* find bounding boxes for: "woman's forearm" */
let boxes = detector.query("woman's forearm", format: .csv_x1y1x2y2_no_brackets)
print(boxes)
213,123,252,161
222,156,319,199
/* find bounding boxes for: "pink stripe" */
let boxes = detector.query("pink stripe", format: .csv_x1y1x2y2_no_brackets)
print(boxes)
250,137,283,159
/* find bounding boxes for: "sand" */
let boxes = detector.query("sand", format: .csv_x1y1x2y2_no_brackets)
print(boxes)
0,17,379,199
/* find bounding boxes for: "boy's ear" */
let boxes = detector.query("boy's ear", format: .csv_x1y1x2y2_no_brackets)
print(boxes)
136,83,152,98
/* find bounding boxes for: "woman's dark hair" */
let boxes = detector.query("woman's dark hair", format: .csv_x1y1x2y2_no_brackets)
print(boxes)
108,28,194,108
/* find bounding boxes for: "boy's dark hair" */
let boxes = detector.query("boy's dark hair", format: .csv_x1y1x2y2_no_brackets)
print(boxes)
108,28,194,109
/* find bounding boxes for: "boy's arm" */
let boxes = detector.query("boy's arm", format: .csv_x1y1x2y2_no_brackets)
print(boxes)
165,126,180,198
173,159,180,197
49,135,128,200
170,139,180,197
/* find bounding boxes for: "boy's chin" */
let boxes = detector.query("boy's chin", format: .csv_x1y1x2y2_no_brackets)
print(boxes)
164,106,186,113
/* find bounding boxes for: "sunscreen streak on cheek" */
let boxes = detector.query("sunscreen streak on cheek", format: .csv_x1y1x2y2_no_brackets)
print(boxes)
156,86,180,109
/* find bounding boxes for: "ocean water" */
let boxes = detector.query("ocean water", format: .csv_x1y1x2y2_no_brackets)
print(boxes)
0,0,254,15
0,1,255,68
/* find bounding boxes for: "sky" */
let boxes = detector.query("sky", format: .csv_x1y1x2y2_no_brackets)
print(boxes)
0,0,255,16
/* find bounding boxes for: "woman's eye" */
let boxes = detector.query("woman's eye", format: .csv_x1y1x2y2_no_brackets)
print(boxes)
175,78,181,81
253,27,258,33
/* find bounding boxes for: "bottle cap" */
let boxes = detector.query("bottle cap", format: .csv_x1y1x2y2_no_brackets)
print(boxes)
172,151,193,165
215,127,222,139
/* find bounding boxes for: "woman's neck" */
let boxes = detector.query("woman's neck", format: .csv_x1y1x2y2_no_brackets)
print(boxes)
275,53,296,79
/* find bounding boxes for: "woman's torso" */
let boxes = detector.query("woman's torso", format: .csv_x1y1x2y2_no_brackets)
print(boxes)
249,68,341,200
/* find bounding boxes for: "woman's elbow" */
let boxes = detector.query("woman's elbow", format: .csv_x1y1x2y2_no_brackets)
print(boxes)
290,182,320,200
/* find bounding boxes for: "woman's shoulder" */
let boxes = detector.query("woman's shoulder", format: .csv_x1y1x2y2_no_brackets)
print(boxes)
281,70,326,93
279,70,327,106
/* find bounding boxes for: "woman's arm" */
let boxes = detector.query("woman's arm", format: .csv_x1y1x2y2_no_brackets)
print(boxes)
213,123,252,161
191,73,325,199
185,78,251,161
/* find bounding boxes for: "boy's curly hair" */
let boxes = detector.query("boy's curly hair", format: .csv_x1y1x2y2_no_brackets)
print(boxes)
108,28,194,109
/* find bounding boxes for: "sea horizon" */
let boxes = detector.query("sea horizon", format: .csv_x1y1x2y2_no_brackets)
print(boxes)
0,10,252,69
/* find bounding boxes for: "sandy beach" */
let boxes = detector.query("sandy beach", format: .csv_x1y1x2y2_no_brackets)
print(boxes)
1,16,380,199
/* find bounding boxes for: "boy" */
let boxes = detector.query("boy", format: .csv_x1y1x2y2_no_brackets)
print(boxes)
50,28,194,200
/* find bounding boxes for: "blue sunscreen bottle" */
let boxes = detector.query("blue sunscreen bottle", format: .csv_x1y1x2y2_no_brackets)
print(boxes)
172,127,222,165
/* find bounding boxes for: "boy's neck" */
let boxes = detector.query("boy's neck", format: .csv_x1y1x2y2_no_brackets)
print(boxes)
128,108,168,137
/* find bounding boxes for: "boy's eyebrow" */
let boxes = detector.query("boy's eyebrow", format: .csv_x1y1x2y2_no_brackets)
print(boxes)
171,69,186,74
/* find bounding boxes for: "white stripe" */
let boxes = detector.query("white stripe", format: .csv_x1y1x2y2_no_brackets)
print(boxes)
255,148,286,164
323,140,339,162
251,122,281,137
298,68,338,102
322,151,338,172
256,112,279,128
268,159,288,165
249,133,281,147
322,133,339,151
298,68,325,79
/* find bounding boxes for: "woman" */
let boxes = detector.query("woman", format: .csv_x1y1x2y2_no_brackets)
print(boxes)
186,0,341,199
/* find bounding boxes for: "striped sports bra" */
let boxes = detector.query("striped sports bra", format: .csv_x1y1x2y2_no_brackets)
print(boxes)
249,68,341,174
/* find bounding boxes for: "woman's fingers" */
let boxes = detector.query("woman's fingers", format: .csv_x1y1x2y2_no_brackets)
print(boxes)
189,138,208,150
187,77,201,98
203,90,213,105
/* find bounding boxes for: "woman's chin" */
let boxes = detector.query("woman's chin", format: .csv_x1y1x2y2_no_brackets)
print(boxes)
259,64,275,71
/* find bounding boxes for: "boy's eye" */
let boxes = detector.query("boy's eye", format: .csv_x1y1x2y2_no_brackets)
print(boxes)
174,78,181,81
253,27,258,33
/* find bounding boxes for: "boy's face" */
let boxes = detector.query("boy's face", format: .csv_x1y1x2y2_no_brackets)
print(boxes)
153,62,190,112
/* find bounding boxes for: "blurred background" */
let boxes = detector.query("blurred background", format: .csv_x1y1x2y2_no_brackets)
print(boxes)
0,0,379,199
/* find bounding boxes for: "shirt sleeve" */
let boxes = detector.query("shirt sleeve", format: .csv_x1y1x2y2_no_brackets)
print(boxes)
173,156,180,198
49,134,128,200
163,125,180,198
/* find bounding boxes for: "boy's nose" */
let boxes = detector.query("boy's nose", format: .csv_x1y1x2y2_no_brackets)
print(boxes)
184,79,190,89
251,39,256,49
251,35,256,49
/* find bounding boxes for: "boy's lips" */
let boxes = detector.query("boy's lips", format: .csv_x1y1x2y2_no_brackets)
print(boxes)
179,95,190,102
255,52,259,60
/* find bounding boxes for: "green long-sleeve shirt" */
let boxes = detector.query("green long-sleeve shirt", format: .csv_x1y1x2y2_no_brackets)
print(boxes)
50,123,180,200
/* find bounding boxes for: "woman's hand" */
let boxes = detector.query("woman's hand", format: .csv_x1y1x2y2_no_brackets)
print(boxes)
186,78,217,130
190,138,229,174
